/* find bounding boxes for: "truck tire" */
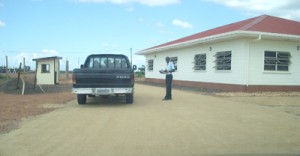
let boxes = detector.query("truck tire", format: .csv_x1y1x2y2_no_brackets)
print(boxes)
126,93,133,104
77,94,86,105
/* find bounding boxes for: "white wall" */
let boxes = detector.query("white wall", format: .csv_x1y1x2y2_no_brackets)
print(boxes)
55,59,60,83
145,39,249,85
36,58,61,85
248,40,300,85
37,59,55,85
145,38,300,86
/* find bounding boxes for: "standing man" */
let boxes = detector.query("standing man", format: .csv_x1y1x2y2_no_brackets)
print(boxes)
161,57,175,100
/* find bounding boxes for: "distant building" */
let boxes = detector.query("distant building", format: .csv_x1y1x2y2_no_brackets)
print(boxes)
32,56,62,85
137,15,300,92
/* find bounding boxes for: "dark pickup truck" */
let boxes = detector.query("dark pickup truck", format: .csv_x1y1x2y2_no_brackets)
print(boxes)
72,54,136,105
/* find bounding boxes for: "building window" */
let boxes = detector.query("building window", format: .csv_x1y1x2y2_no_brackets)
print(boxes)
214,51,231,70
147,59,154,71
194,54,206,70
169,57,178,71
41,64,50,73
264,51,291,71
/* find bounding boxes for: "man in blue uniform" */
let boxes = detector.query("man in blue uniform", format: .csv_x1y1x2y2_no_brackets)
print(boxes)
160,57,175,100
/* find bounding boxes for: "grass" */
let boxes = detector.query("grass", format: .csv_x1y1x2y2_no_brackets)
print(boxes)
0,74,9,86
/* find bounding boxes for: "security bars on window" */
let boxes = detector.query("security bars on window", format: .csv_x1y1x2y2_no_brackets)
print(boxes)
194,54,206,70
264,51,291,71
214,51,231,70
147,59,154,71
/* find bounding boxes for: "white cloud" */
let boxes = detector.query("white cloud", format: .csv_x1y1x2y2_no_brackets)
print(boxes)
138,18,144,22
77,0,180,7
204,0,300,20
33,49,60,59
0,20,6,27
138,0,180,7
14,52,33,67
156,22,165,28
158,30,174,35
126,6,134,12
172,19,193,29
101,42,119,48
41,49,59,55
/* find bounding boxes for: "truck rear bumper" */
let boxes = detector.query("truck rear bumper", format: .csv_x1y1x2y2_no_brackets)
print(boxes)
72,88,133,95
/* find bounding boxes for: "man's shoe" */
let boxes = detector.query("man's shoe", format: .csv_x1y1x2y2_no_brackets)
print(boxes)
162,98,171,101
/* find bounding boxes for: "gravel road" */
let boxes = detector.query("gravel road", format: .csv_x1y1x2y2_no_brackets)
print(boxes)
0,84,300,156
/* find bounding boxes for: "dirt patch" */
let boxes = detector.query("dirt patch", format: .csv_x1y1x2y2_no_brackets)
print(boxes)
1,76,299,135
0,73,76,134
1,84,300,155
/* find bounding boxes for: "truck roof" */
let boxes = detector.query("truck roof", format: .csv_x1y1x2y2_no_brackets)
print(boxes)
87,54,128,57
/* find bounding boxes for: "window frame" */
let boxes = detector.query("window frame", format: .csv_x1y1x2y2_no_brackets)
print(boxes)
214,51,232,71
193,54,206,71
87,56,129,69
147,59,154,71
41,64,50,73
264,51,291,72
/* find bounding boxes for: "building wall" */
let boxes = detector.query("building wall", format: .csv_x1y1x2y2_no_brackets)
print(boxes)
248,39,300,86
37,59,54,85
55,58,60,83
144,38,300,91
145,39,249,85
36,58,60,85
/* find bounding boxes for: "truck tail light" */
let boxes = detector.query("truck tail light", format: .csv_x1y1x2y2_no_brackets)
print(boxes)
131,74,134,85
72,74,76,84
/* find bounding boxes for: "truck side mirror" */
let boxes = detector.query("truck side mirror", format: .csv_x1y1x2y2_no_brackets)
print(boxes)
80,64,84,69
133,65,137,70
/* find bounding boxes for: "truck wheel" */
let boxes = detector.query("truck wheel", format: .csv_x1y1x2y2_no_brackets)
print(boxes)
77,94,86,105
126,93,133,104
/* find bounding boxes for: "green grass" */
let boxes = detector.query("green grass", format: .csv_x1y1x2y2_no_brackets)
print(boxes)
135,72,145,78
0,74,9,85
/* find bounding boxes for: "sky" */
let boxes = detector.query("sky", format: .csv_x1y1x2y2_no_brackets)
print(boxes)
0,0,300,70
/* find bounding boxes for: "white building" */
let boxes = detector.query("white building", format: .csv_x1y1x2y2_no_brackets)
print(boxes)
33,56,62,85
137,15,300,92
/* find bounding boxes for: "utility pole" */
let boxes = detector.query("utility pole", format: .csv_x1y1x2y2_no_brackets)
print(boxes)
130,48,132,67
16,63,22,89
23,57,26,72
66,59,69,79
5,56,8,77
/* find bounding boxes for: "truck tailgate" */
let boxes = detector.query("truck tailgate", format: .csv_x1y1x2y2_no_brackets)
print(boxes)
73,68,133,88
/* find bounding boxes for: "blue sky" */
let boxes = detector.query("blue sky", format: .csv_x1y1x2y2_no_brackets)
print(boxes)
1,0,299,70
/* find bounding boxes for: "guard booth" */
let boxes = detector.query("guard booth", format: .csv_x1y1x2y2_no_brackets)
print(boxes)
32,56,62,85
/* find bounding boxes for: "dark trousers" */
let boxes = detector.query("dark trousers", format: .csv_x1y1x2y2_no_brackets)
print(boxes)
165,74,173,99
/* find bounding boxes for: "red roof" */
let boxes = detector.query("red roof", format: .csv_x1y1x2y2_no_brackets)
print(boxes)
143,15,300,52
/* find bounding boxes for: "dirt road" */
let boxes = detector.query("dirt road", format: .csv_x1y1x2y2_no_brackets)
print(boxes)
1,84,300,155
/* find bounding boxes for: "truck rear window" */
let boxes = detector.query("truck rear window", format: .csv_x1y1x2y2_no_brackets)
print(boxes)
87,56,128,69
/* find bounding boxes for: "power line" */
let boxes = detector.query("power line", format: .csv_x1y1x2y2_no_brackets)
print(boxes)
0,48,143,54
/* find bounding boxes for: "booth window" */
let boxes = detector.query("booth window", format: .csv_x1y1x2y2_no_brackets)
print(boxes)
41,64,50,73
